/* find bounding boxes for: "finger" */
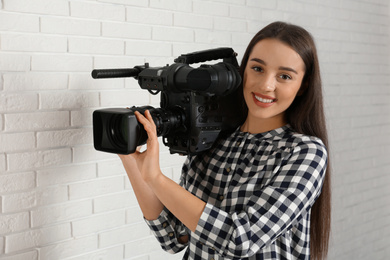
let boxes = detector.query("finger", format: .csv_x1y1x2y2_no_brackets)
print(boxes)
134,111,157,136
144,110,156,127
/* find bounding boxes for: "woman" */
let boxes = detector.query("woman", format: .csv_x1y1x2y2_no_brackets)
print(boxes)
119,21,331,260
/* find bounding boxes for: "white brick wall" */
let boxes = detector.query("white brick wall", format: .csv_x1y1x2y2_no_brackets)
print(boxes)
0,0,389,259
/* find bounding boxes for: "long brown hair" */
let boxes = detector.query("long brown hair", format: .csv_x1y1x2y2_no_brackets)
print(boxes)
238,21,331,259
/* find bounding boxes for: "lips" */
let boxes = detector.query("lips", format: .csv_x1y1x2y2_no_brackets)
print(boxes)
254,95,274,103
252,93,276,107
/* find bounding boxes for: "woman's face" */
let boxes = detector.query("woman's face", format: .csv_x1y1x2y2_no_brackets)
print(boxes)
242,38,306,133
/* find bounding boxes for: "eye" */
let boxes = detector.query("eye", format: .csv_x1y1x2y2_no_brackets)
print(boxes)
251,66,263,73
279,74,292,80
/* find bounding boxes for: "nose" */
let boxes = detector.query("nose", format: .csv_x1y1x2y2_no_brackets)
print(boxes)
260,74,276,92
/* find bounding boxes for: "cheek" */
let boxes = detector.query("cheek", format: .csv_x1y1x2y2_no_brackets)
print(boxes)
279,84,301,102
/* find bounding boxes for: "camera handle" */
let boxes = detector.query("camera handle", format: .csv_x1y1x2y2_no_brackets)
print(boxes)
174,47,239,67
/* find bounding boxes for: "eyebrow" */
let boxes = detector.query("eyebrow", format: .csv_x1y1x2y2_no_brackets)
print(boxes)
250,58,299,75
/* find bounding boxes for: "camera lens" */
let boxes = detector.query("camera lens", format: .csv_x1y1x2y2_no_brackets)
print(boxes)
109,115,128,149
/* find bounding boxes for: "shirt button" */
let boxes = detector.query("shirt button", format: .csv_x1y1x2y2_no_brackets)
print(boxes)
162,222,168,228
168,232,174,237
219,195,224,201
226,167,231,173
236,141,241,146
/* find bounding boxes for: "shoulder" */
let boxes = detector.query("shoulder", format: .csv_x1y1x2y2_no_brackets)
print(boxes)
287,131,327,157
278,131,328,172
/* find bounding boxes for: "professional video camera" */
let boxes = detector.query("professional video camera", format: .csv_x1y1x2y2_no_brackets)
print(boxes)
92,47,242,155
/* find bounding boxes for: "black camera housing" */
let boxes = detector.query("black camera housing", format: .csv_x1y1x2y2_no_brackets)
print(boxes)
92,48,243,155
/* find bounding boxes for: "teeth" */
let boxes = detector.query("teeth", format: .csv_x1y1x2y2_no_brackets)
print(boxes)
254,95,274,103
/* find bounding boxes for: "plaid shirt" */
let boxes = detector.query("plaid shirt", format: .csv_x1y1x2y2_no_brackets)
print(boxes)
145,125,327,260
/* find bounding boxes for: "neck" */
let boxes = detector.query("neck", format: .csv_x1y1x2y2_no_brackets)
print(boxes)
240,114,287,134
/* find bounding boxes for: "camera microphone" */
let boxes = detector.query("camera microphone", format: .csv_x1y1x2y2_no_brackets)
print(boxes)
92,68,141,79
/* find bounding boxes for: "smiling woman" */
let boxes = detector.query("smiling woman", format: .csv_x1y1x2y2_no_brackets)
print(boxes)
119,21,331,260
241,38,306,133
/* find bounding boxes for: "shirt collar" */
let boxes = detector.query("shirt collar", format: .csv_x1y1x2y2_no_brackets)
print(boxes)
235,124,292,140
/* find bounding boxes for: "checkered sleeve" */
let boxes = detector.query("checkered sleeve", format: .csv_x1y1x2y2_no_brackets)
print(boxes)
193,138,328,258
144,207,189,254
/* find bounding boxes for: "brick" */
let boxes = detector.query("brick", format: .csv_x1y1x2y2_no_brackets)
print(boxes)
100,89,149,107
0,33,67,53
68,176,125,200
0,172,35,193
57,245,124,260
5,111,69,131
31,200,92,227
2,185,68,213
97,159,126,177
70,1,125,21
39,91,99,109
0,237,3,255
39,235,98,260
102,22,152,40
246,0,277,9
0,153,5,172
195,30,232,45
5,223,71,253
0,93,38,112
32,54,93,72
72,210,126,236
7,148,72,171
37,128,93,149
99,0,148,7
3,0,69,15
0,53,31,72
0,12,39,32
73,145,116,163
152,26,194,43
193,1,229,16
71,108,95,127
126,7,173,26
125,206,144,224
0,251,38,260
93,55,145,70
228,5,262,21
41,16,101,36
0,132,35,153
124,237,161,258
37,164,96,187
68,37,125,55
125,40,172,57
0,212,30,235
93,191,138,213
213,17,247,32
99,223,150,248
174,13,213,29
149,0,192,11
3,73,68,91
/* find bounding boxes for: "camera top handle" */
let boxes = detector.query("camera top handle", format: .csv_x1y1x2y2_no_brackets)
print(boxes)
174,47,239,67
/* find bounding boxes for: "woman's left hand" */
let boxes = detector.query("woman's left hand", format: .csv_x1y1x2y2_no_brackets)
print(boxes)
131,110,162,184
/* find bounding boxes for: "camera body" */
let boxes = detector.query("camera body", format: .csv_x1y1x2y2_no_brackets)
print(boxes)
92,48,243,155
